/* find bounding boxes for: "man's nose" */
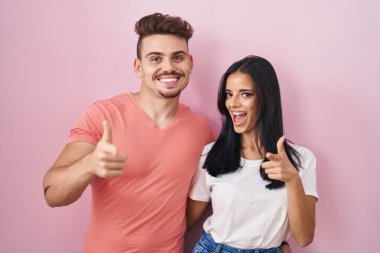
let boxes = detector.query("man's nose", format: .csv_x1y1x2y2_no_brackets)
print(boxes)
161,58,174,71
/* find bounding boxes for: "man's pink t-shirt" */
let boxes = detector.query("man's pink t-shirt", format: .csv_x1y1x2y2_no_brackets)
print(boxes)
68,93,213,253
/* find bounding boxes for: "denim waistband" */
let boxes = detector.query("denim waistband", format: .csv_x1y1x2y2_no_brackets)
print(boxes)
201,231,281,253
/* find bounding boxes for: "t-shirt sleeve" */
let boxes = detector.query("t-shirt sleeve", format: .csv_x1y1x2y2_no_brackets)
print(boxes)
196,115,215,145
204,121,215,144
68,102,105,145
298,147,318,199
188,145,212,202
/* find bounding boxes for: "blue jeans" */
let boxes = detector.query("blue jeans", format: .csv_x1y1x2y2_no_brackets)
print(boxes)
192,231,281,253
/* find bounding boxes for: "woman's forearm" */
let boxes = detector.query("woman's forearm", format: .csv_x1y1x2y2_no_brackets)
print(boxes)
286,175,316,247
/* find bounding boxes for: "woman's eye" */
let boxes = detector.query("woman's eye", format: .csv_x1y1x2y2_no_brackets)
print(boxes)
242,92,253,98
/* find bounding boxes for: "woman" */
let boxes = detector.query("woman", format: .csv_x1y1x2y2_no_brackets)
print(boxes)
187,55,318,253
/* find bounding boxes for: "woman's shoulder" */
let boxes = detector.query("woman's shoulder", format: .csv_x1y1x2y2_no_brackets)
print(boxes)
288,142,314,158
288,142,316,172
201,142,216,156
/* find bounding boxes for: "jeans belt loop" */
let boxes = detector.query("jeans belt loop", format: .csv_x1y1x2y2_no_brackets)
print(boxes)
213,243,222,253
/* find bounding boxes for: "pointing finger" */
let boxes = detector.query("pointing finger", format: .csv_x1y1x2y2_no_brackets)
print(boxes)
262,160,276,169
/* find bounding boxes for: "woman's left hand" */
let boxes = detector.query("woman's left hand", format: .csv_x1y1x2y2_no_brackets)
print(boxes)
261,136,299,183
263,136,316,247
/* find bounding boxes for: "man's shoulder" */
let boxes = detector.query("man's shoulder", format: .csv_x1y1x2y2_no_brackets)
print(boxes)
178,103,213,140
89,93,132,112
95,93,130,105
178,103,206,121
179,105,210,130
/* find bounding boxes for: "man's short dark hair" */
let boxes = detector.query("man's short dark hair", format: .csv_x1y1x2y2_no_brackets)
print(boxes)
134,13,193,59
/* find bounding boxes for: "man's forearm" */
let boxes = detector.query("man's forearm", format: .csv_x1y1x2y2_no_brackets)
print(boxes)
43,155,94,207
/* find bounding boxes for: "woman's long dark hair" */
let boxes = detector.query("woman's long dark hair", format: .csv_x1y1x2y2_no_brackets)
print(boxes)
203,55,301,189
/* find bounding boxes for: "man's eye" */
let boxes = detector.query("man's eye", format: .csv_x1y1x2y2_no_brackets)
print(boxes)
173,55,184,62
151,57,161,63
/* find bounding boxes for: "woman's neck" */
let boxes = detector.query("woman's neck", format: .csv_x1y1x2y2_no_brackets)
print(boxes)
240,133,265,160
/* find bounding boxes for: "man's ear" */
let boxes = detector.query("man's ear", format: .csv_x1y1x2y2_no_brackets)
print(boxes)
188,54,193,74
134,58,143,79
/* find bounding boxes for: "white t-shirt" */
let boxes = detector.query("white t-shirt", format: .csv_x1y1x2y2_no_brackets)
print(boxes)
189,142,318,249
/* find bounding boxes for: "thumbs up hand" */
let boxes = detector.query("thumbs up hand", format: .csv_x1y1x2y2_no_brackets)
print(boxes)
261,136,298,184
101,120,113,143
87,120,127,178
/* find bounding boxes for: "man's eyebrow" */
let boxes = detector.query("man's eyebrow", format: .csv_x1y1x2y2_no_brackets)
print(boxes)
172,51,188,55
145,52,164,58
144,51,188,58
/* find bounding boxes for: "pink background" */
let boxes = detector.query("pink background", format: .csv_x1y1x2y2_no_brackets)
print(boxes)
1,1,379,252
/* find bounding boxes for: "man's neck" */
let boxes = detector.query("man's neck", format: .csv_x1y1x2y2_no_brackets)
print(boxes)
131,91,180,129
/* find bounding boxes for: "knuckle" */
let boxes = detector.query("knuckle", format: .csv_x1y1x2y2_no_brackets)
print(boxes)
98,153,107,161
97,169,108,178
96,140,105,149
99,161,107,168
111,147,118,156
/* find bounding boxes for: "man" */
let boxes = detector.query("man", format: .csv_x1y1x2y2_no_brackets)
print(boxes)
43,13,212,252
43,13,293,253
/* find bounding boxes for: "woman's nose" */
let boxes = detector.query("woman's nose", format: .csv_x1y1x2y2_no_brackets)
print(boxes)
229,95,240,107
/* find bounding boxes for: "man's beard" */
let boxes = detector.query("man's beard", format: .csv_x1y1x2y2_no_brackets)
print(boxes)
157,88,182,99
155,75,188,99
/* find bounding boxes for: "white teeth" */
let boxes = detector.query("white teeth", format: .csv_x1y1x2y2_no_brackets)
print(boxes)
159,78,177,83
232,112,246,115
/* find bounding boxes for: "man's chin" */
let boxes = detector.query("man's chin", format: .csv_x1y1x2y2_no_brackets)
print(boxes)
158,90,182,99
